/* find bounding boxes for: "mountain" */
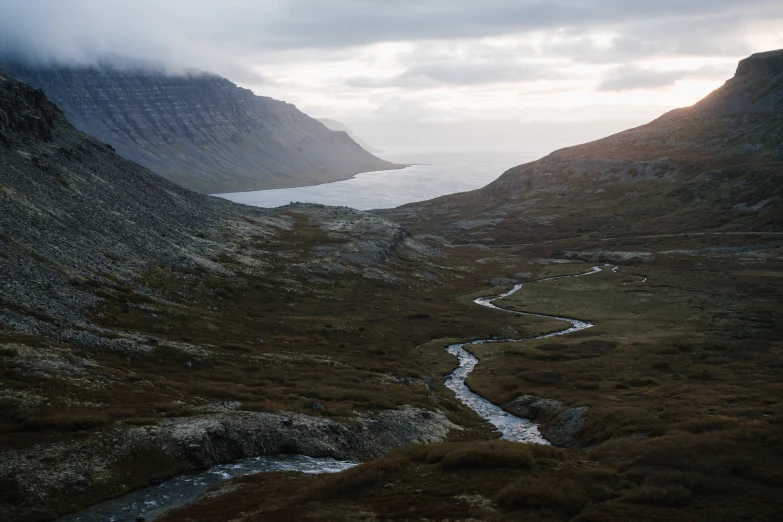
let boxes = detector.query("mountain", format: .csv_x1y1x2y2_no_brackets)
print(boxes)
0,61,401,193
0,70,458,520
318,118,382,153
3,51,783,522
382,49,783,247
158,49,783,522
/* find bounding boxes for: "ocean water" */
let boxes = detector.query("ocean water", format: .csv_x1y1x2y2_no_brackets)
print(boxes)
213,149,545,210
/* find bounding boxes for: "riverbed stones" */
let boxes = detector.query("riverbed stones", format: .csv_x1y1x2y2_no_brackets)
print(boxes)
150,408,457,465
503,396,588,447
0,407,457,521
504,395,563,420
539,407,588,447
488,277,517,286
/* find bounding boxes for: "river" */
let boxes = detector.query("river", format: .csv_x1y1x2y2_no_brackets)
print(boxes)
444,266,605,443
61,266,612,521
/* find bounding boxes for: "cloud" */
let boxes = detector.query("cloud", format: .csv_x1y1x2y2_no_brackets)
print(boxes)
597,65,732,91
0,0,780,150
348,61,559,88
1,0,781,68
597,66,687,91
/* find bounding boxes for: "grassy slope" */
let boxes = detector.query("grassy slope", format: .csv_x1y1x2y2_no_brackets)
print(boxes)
159,248,783,522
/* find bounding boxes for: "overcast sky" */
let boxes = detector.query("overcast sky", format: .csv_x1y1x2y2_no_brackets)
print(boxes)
1,0,782,152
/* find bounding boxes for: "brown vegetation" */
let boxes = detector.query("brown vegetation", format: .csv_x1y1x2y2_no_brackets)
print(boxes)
159,247,783,521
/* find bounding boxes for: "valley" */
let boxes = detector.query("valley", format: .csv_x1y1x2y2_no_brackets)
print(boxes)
156,245,783,522
0,48,781,522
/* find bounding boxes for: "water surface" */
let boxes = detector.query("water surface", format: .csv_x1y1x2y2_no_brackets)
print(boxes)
59,455,355,522
215,150,545,210
445,267,604,443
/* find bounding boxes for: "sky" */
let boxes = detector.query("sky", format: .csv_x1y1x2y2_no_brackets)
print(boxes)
1,0,782,152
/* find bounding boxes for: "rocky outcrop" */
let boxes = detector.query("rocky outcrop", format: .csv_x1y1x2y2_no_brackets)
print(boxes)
156,407,455,465
505,395,563,420
539,407,588,448
0,79,59,143
0,408,456,520
1,61,400,193
695,48,783,117
504,395,587,448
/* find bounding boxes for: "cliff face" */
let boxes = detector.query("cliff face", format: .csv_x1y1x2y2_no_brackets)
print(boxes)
695,48,783,117
1,62,400,193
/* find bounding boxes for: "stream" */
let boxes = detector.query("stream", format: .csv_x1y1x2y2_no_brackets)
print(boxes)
58,455,356,522
444,266,605,444
61,265,607,520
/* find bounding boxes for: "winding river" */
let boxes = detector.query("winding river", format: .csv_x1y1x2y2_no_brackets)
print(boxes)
62,265,609,520
445,266,605,444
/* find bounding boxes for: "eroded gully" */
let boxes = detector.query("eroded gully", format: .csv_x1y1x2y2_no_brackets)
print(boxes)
445,265,606,444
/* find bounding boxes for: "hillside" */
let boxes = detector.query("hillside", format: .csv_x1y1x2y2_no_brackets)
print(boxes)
1,52,782,522
382,49,783,248
1,61,400,193
0,70,491,521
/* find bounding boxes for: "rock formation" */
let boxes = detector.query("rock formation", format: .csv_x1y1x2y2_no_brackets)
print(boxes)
1,61,400,193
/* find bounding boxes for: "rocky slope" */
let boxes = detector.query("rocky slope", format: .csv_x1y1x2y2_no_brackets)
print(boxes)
382,49,783,247
0,70,464,521
1,61,400,193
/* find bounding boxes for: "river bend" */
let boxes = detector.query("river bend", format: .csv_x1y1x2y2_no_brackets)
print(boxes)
445,266,604,444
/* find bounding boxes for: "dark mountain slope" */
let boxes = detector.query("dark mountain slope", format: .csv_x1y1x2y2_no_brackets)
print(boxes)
0,70,464,520
0,68,428,337
0,68,233,329
383,49,783,250
1,62,400,193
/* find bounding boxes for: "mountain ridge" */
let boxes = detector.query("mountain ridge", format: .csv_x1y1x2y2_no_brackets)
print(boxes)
0,61,401,193
382,49,783,245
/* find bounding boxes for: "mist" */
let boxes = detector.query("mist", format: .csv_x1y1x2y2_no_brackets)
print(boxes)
2,0,781,151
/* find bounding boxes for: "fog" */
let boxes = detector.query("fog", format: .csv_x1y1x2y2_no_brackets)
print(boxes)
2,0,781,151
